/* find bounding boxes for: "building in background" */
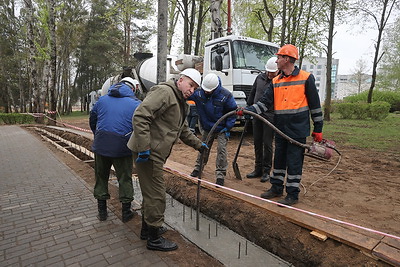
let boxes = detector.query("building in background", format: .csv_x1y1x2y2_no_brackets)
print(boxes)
335,74,372,100
301,56,339,103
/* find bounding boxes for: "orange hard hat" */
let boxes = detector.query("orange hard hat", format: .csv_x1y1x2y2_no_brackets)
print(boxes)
276,44,299,60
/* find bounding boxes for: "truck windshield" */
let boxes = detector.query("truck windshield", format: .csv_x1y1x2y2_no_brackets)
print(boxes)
232,40,278,71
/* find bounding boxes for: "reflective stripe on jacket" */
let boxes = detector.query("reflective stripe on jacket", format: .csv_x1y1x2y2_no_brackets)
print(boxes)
255,67,323,138
273,70,310,114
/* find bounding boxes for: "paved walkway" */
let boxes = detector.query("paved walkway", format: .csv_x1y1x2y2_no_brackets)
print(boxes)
0,126,168,266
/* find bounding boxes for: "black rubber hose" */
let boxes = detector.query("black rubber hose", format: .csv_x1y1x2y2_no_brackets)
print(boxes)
205,110,310,150
195,109,310,230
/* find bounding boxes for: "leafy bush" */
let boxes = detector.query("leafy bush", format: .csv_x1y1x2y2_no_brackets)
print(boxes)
0,113,35,124
368,101,391,120
335,102,390,120
335,103,356,119
354,102,369,119
344,90,400,112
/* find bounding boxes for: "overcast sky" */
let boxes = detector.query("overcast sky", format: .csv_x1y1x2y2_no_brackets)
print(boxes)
150,7,399,77
332,24,377,75
151,24,380,76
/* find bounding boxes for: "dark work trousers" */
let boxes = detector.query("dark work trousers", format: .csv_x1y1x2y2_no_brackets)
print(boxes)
133,153,166,228
252,117,274,175
270,135,306,198
94,153,134,203
187,105,198,133
194,131,228,180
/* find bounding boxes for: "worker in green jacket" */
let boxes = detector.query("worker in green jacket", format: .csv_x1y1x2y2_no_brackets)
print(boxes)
127,68,208,252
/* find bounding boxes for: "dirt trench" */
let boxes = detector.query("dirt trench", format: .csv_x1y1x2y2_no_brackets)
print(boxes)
26,125,395,266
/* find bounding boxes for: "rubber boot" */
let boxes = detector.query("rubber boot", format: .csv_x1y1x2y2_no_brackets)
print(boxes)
122,202,134,223
147,226,178,251
140,217,168,240
97,200,107,221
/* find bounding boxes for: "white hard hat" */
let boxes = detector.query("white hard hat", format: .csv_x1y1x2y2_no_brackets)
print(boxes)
265,57,278,72
120,77,139,90
180,68,202,87
202,73,219,92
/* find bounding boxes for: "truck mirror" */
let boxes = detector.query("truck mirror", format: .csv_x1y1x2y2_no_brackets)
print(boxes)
215,55,223,71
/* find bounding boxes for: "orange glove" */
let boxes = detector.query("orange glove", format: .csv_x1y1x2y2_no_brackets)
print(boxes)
312,132,323,142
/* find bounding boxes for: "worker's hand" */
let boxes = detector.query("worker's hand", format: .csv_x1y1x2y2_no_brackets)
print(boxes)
312,132,323,143
245,105,257,114
198,142,209,153
220,127,230,138
225,131,230,139
136,149,150,163
236,106,255,119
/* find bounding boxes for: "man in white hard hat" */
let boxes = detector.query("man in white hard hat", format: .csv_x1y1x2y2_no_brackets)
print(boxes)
188,73,237,186
127,68,208,252
246,57,279,183
89,77,141,223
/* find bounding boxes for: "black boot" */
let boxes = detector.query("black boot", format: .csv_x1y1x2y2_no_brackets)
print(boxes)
97,200,107,221
246,169,262,178
140,217,168,240
260,173,270,183
122,202,134,223
147,226,178,251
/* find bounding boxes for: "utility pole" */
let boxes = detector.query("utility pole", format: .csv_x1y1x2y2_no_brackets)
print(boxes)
157,0,168,83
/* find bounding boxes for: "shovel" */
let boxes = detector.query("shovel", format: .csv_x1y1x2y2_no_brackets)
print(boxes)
232,119,249,180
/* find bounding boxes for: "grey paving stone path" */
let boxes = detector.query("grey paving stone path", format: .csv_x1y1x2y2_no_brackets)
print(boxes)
0,125,169,267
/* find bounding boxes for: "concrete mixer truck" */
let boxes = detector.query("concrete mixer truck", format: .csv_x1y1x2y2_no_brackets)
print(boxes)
101,35,279,110
133,35,279,107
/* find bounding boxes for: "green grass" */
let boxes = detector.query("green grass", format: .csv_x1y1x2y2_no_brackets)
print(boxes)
59,111,400,153
59,111,89,121
323,113,400,153
63,111,90,118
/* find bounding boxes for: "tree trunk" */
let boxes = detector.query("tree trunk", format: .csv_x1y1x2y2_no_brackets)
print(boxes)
167,0,179,53
298,0,313,68
324,0,336,122
182,0,190,53
261,0,274,42
194,0,205,55
48,0,57,125
25,0,36,114
157,0,168,83
280,0,287,46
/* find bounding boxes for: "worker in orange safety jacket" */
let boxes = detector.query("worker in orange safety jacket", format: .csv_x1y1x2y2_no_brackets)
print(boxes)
238,44,323,206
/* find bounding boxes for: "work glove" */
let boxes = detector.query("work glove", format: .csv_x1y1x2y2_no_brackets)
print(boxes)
312,132,323,143
237,106,256,119
245,105,257,114
136,149,150,163
220,128,230,138
236,107,244,117
198,142,209,153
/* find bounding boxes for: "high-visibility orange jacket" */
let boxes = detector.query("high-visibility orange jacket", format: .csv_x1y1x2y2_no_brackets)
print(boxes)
253,66,323,138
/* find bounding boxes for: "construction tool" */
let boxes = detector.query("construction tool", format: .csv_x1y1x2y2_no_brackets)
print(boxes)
232,119,249,180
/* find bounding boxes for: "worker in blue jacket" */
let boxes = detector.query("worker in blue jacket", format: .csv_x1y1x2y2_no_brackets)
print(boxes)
89,77,141,222
189,73,237,186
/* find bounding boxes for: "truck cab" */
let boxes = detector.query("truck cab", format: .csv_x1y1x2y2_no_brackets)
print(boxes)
203,35,279,109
